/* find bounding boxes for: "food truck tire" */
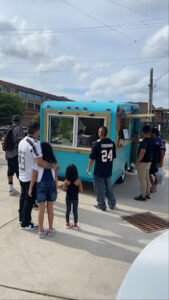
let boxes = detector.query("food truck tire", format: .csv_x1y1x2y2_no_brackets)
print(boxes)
116,164,127,184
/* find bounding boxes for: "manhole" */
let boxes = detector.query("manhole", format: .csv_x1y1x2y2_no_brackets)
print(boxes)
121,212,169,233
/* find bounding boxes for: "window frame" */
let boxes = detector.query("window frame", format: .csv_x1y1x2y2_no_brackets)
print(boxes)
27,103,34,109
48,114,76,149
75,115,106,149
45,110,110,153
19,90,27,99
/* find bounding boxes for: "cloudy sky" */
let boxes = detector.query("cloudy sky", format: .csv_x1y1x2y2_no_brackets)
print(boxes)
0,0,168,107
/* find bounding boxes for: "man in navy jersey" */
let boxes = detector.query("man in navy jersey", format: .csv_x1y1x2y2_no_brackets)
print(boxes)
87,126,116,211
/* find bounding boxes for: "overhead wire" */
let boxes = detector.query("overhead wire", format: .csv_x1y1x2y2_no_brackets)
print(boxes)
108,0,166,21
0,20,167,34
2,18,167,30
0,59,165,75
60,0,167,54
0,55,167,66
60,0,137,42
153,69,169,87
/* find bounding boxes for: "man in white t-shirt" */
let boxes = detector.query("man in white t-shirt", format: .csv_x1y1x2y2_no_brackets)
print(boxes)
18,122,58,230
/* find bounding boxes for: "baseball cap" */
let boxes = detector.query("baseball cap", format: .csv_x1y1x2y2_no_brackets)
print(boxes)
12,115,21,121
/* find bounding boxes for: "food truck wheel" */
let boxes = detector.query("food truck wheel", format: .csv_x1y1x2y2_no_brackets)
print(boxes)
116,164,127,184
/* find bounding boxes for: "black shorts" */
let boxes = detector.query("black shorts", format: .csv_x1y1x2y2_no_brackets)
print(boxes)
7,156,19,177
149,163,158,175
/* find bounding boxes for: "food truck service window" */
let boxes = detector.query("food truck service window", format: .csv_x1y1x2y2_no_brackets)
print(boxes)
48,115,74,147
47,113,106,150
77,117,105,148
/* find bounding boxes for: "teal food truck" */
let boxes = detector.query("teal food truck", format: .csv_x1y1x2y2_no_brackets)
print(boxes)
40,101,151,184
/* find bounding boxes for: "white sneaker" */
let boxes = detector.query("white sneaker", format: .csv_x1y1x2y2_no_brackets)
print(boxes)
9,188,20,196
21,223,38,230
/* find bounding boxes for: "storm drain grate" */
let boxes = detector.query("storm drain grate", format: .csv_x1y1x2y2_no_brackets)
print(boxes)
121,212,169,233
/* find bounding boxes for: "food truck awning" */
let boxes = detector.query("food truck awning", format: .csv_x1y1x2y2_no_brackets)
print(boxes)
126,113,155,119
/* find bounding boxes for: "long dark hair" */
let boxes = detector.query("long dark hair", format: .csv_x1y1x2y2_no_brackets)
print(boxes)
41,142,57,164
65,164,78,182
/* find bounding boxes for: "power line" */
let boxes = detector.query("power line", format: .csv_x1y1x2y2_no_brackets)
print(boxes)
3,18,167,30
0,55,167,65
154,69,169,87
61,0,137,42
0,59,165,75
0,21,167,34
60,0,165,54
108,0,166,21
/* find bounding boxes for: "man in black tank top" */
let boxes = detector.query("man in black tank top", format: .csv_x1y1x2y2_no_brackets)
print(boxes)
87,126,116,211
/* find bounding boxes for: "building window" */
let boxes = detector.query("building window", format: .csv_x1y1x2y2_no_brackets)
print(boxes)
27,103,34,109
34,94,41,101
48,115,74,147
19,90,27,98
2,87,7,92
47,98,54,101
27,93,34,100
35,104,40,110
10,88,15,93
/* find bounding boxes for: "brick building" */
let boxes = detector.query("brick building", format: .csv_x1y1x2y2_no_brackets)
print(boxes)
0,80,72,125
152,108,169,122
129,101,169,122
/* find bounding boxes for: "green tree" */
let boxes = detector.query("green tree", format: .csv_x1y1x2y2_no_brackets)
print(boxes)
0,91,26,125
31,112,40,125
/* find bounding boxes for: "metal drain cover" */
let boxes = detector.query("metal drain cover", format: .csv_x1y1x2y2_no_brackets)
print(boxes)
121,212,169,233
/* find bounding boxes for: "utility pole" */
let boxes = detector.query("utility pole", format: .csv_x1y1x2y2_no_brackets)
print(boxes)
148,68,153,122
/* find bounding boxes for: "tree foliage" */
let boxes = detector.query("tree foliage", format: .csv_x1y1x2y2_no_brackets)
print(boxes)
0,91,26,125
31,112,40,125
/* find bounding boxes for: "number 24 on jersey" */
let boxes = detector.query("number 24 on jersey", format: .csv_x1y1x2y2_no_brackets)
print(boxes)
101,149,113,162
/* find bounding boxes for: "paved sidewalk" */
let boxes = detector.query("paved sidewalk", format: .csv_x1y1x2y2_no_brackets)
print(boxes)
0,147,168,299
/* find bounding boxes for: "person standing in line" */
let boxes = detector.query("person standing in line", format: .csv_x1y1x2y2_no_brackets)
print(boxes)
28,142,58,239
63,164,83,229
149,127,166,193
3,115,23,196
134,125,155,201
87,126,116,211
18,122,59,230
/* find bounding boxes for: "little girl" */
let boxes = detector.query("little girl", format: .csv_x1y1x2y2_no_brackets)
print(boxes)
28,142,58,239
63,164,83,229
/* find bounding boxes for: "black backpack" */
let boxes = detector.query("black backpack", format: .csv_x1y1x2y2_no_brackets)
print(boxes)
2,126,15,151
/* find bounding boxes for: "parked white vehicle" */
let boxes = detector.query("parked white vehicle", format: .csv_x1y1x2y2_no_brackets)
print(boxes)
116,230,169,300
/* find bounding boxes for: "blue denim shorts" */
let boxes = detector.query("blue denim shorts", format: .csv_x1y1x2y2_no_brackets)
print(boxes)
36,181,56,203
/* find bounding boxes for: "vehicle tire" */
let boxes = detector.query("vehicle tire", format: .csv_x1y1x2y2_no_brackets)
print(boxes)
116,164,127,184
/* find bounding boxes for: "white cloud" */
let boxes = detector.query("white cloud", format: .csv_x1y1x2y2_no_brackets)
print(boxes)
37,55,75,71
0,17,54,61
86,68,138,94
85,67,150,100
79,72,89,80
142,25,169,57
0,1,168,108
